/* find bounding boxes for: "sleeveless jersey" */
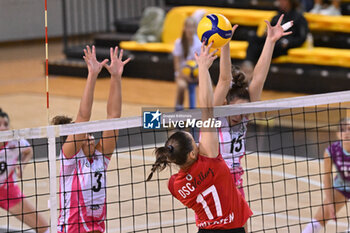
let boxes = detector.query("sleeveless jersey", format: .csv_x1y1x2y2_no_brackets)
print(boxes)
328,141,350,182
217,117,247,173
0,139,30,185
168,154,252,229
58,149,110,233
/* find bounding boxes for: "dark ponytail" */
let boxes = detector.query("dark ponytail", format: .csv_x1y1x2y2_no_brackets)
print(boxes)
226,66,250,103
147,131,194,181
0,108,9,123
147,145,173,181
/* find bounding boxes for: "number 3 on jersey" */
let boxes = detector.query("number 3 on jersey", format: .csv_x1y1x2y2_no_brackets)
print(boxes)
196,185,222,220
92,172,102,192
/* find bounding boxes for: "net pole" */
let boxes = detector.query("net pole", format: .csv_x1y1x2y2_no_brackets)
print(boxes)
45,0,50,125
48,127,58,233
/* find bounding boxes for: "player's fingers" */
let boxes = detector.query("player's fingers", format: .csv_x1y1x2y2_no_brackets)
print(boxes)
110,47,113,60
92,45,96,56
119,49,124,60
232,24,238,33
194,52,199,60
207,41,214,51
86,45,91,55
211,55,218,61
209,49,218,57
83,49,88,57
101,59,109,67
281,21,293,31
123,57,131,65
277,14,284,26
264,20,271,29
114,46,119,58
283,31,293,36
200,41,205,54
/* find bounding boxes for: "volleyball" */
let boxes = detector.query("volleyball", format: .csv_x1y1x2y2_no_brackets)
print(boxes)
182,60,198,80
197,13,232,49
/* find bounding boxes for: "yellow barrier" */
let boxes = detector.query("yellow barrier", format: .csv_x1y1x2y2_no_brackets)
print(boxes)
119,6,350,68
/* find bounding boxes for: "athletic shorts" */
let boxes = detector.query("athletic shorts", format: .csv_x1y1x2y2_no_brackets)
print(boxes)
198,227,245,233
0,175,24,210
333,175,350,199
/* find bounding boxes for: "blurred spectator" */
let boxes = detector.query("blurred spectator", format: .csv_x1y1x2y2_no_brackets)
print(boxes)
300,0,314,11
132,7,165,43
310,0,341,15
173,17,202,111
242,0,308,80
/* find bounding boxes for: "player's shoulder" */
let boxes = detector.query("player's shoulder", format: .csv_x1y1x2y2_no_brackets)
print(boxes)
174,38,182,47
327,141,343,155
168,173,178,196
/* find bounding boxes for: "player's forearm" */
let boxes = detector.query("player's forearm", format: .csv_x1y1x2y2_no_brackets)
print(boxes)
107,75,122,119
78,73,97,121
198,67,214,110
21,147,33,164
250,39,275,101
213,43,232,106
219,43,232,83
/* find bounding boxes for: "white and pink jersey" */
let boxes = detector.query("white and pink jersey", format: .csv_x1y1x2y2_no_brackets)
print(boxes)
217,117,247,172
0,139,30,185
58,148,110,233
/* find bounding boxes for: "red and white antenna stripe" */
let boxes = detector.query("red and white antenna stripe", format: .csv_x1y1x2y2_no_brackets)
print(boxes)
45,0,50,125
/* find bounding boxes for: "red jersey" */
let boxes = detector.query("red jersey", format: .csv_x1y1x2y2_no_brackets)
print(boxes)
168,154,252,229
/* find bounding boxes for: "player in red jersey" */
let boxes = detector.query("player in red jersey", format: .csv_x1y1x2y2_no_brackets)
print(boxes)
147,42,252,233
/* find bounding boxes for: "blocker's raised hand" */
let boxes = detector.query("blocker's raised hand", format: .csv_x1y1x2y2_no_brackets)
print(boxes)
83,45,108,75
265,14,293,43
104,46,131,77
195,41,218,70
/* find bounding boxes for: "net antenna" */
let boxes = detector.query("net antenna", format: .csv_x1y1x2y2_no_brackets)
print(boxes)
44,0,50,125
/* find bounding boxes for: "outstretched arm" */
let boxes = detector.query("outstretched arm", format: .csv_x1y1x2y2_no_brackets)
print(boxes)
63,45,108,158
195,42,219,158
213,25,238,106
249,15,292,102
96,47,130,157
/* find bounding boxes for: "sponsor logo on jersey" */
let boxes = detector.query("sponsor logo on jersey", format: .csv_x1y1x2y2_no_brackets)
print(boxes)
197,211,235,228
191,168,214,188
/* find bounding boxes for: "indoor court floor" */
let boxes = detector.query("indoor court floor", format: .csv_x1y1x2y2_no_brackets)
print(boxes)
2,41,349,232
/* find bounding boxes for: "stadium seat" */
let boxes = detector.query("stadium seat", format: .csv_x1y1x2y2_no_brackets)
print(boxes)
120,6,350,68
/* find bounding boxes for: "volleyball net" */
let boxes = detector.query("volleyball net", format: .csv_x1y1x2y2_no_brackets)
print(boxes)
1,91,350,232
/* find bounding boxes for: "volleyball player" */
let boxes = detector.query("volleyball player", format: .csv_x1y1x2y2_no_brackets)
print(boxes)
0,108,49,233
303,118,350,233
212,15,292,231
53,45,130,233
214,14,293,196
147,42,252,232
